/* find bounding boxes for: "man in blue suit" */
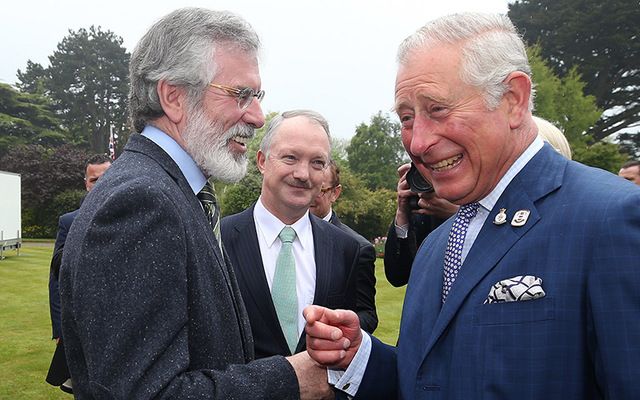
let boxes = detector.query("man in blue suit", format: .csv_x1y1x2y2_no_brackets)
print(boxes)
46,154,111,394
304,12,640,400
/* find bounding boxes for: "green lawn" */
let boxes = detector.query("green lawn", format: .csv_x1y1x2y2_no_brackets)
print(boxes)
0,243,405,399
0,242,66,400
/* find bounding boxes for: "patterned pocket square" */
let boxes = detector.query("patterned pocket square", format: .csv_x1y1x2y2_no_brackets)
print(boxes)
484,275,545,304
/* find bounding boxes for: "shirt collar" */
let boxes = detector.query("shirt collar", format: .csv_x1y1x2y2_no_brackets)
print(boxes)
321,208,333,222
141,125,206,194
254,197,312,249
478,136,544,212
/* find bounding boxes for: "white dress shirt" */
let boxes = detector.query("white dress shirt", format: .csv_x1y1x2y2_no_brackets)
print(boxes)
253,197,317,336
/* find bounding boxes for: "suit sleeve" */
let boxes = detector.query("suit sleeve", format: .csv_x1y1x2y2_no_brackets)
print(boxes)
353,336,398,400
355,241,378,333
49,216,68,339
588,190,640,398
63,185,298,399
383,221,415,287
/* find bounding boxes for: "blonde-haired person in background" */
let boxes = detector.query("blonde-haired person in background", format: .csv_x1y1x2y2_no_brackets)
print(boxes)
533,116,572,159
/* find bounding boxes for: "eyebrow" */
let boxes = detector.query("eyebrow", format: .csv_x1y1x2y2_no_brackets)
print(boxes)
395,93,450,112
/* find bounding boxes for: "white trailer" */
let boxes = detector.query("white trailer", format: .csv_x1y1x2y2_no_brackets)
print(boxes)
0,171,21,259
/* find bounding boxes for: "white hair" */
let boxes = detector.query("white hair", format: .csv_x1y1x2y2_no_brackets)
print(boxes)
397,13,534,111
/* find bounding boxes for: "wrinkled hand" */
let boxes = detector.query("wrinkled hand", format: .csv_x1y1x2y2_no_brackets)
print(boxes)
304,305,362,370
287,351,334,400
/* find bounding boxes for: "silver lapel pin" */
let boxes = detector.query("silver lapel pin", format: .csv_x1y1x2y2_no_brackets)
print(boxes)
511,209,530,227
493,208,508,225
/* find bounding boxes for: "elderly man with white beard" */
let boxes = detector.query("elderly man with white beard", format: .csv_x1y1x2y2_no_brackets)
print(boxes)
58,8,332,400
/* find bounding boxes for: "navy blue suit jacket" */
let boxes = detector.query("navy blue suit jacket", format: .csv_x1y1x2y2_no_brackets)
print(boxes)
221,205,360,358
355,145,640,399
49,209,78,339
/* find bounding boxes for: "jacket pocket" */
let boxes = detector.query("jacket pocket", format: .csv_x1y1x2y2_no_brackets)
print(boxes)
473,297,554,326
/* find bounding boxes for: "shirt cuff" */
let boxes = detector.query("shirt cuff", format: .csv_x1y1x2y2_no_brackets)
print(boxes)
327,331,372,397
395,222,409,239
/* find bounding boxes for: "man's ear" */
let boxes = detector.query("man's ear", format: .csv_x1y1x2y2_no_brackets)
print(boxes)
331,184,342,202
256,150,267,174
157,80,187,124
503,71,531,129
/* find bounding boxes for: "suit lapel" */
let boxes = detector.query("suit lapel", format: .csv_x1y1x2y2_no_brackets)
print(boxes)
125,134,253,356
229,207,290,348
408,221,451,354
421,145,566,358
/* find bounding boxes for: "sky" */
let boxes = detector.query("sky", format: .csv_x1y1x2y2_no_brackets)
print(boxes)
1,0,510,139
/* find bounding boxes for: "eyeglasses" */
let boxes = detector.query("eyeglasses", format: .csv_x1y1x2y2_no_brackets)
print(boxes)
208,83,265,111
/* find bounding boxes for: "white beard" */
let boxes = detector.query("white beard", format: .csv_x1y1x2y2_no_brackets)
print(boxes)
182,104,254,183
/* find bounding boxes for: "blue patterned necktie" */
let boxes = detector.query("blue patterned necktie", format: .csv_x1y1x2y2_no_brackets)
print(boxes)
271,226,298,353
197,180,221,251
442,202,480,303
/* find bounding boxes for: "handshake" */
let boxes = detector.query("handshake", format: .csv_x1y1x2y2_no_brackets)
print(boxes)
303,305,363,370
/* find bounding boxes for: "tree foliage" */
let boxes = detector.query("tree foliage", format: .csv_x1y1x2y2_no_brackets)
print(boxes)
332,164,397,241
529,46,626,172
17,26,130,153
0,144,91,237
346,112,406,191
0,83,67,157
509,0,640,146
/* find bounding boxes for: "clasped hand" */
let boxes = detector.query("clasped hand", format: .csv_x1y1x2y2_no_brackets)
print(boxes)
303,305,363,370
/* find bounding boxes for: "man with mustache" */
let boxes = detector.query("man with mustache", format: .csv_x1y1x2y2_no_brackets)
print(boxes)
221,110,366,360
59,8,332,399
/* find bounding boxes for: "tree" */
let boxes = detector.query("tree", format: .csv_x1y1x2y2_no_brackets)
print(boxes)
332,163,396,241
17,26,130,153
529,46,626,172
15,60,48,94
509,0,640,147
0,144,91,237
0,83,66,157
346,112,406,191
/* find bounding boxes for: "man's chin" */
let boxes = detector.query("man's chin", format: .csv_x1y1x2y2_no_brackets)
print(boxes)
206,160,248,183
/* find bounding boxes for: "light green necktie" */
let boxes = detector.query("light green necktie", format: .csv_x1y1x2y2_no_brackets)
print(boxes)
271,226,298,353
197,180,222,252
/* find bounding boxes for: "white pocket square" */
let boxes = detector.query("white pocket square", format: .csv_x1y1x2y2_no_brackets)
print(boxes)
484,275,545,304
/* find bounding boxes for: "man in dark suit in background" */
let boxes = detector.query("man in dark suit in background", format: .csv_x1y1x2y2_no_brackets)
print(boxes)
309,159,378,332
305,12,640,399
47,154,111,394
59,8,331,400
221,110,368,360
383,163,457,287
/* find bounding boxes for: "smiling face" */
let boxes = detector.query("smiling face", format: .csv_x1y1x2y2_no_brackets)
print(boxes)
257,116,330,224
395,44,532,205
181,46,265,182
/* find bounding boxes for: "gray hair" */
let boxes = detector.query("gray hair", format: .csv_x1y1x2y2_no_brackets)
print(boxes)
397,13,534,111
128,7,260,132
260,110,332,155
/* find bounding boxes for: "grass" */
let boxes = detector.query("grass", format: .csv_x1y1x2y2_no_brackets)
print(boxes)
0,243,405,399
372,258,406,345
0,242,66,400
